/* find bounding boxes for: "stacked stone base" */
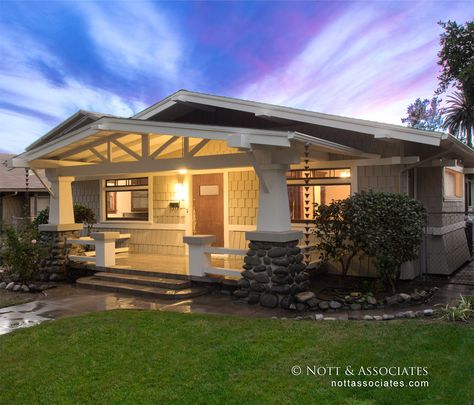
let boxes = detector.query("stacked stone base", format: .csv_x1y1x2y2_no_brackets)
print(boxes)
234,239,310,310
39,229,84,281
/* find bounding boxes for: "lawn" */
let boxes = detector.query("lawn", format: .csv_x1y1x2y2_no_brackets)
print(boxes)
0,311,472,405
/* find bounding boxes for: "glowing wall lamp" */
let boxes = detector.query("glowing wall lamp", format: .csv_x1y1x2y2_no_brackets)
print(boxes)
170,181,186,209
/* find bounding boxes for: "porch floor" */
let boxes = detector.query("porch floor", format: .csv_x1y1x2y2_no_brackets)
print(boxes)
111,252,242,276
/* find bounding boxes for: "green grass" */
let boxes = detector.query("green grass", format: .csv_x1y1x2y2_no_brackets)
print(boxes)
0,311,473,405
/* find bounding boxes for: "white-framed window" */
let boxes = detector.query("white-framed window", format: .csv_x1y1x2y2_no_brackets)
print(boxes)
443,167,464,200
104,177,150,221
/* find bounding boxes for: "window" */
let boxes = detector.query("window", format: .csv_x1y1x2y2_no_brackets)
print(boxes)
288,184,351,222
444,168,463,199
105,177,149,221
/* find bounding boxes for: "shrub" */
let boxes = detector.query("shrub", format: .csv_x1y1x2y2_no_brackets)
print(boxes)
1,224,45,282
347,191,426,292
436,295,474,322
314,191,426,291
314,200,360,276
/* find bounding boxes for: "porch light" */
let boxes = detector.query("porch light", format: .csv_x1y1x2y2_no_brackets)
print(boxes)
174,183,186,201
178,169,187,174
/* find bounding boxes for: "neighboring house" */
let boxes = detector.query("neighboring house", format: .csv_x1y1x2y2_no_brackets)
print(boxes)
6,90,474,280
0,153,49,229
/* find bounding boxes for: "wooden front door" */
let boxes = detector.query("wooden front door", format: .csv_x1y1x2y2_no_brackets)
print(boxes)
192,173,224,246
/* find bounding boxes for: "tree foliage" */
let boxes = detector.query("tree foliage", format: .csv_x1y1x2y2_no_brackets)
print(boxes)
436,20,474,95
401,97,444,131
33,204,96,234
443,90,474,146
314,191,426,291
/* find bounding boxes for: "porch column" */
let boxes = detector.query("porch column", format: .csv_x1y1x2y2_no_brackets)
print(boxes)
38,170,83,281
46,170,75,226
256,163,292,232
235,149,308,311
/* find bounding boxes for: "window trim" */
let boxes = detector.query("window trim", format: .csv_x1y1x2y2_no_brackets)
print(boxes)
102,175,153,223
443,166,464,201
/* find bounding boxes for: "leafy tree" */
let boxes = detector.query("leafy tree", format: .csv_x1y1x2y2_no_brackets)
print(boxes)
443,90,474,146
401,97,444,131
436,20,474,95
347,191,426,292
313,200,360,277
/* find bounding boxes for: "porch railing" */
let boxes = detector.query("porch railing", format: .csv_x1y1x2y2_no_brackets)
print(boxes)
183,235,245,278
67,232,131,267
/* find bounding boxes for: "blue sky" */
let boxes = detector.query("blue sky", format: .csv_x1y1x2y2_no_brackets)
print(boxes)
0,0,472,153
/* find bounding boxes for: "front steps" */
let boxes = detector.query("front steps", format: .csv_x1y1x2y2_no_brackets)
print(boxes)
76,268,208,300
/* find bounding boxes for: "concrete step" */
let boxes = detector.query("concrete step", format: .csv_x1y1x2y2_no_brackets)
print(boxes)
94,272,192,289
104,266,190,281
76,277,207,300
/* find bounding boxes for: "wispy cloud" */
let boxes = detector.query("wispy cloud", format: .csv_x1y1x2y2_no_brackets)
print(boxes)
0,28,147,152
237,2,469,124
75,1,195,89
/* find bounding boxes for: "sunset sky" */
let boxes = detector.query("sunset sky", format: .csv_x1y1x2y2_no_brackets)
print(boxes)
0,1,472,153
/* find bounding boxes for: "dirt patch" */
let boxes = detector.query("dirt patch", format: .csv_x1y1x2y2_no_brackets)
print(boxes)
0,289,41,309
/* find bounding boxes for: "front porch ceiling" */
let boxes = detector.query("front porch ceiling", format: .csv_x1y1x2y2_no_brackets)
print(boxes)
8,117,377,175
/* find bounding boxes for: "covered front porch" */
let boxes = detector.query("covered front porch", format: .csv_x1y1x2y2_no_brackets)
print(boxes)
8,115,371,283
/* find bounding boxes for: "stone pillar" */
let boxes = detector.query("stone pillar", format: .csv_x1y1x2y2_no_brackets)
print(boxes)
38,224,84,281
234,230,311,310
38,170,82,281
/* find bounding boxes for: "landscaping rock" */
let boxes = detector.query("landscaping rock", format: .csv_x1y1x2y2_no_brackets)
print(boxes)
314,314,324,320
350,303,362,311
260,293,279,308
318,301,329,310
6,282,14,290
373,315,383,321
367,296,377,305
279,295,293,309
329,300,342,309
363,315,374,320
0,282,6,289
233,289,249,298
295,291,315,303
296,302,308,312
423,309,434,317
395,312,406,318
247,292,261,304
399,293,411,302
324,317,337,321
382,314,395,320
21,285,30,293
385,295,399,306
411,291,422,301
12,284,21,292
306,297,320,308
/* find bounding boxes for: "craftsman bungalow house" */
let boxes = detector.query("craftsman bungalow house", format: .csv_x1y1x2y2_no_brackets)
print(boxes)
6,91,474,293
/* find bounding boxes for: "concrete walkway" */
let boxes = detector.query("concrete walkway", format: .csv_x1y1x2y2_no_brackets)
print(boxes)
1,281,473,335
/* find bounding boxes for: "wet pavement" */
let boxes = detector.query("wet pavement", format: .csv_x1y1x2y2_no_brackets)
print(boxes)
1,281,473,336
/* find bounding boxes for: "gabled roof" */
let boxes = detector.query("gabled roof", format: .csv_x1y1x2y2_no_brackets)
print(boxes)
134,90,446,146
26,110,119,151
0,154,47,191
